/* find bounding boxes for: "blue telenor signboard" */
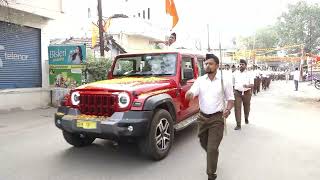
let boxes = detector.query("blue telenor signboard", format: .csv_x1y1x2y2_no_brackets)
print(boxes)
0,21,41,89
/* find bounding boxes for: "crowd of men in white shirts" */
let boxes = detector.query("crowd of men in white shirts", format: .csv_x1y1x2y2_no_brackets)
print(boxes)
218,62,303,130
215,60,283,130
221,64,275,95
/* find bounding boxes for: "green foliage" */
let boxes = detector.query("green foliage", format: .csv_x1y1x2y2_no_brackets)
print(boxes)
84,51,112,83
239,1,320,53
255,26,279,49
239,26,278,50
276,1,320,53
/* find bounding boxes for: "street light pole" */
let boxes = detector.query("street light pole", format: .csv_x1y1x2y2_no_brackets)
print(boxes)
98,0,105,57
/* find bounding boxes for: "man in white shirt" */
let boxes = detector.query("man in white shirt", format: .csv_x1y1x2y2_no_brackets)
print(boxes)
233,59,254,130
155,32,177,50
217,64,233,85
185,54,234,180
293,67,300,91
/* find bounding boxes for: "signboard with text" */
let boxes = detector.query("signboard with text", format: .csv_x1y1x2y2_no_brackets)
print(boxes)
48,45,86,65
48,44,86,88
0,21,41,89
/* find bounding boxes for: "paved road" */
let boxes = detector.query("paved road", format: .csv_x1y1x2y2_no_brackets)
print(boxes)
0,81,319,180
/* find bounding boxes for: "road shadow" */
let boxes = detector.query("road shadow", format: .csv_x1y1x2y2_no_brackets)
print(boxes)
52,123,198,170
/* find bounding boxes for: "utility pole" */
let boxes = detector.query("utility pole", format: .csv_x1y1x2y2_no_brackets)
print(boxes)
207,24,211,52
252,32,256,65
218,32,227,135
309,16,313,84
98,0,104,57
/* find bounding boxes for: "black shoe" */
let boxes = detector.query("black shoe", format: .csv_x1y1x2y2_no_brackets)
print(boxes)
234,126,241,130
245,119,249,124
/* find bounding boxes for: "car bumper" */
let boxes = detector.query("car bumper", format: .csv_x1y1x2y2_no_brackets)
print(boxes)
54,106,152,139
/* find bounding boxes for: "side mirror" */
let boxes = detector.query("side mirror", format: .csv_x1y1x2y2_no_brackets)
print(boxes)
183,68,194,81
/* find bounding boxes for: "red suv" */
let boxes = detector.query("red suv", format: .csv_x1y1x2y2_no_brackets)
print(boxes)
54,51,206,160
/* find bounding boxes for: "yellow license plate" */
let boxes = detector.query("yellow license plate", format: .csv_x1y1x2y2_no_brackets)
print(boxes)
76,120,97,129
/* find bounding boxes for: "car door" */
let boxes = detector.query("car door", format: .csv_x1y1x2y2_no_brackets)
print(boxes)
177,55,199,121
197,57,206,76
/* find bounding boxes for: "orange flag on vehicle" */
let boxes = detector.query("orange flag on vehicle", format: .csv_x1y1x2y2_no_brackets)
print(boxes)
165,0,179,29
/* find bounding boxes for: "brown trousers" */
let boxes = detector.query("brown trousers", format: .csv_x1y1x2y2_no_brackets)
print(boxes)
234,90,252,126
197,112,224,179
257,77,261,93
253,78,258,95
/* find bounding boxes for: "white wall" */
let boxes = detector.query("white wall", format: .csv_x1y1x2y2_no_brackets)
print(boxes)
0,88,51,110
126,35,153,52
7,0,62,19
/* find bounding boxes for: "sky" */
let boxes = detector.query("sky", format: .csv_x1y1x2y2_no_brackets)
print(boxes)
56,0,320,49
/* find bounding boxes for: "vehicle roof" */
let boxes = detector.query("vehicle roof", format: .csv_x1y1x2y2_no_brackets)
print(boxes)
116,49,206,58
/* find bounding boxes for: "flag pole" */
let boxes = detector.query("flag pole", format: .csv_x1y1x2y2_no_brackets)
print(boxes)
219,32,227,135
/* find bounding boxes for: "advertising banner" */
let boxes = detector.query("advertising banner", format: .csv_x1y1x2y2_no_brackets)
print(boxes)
48,44,87,89
49,68,83,88
48,44,86,65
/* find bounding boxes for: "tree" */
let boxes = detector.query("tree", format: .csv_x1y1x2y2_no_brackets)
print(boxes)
84,51,112,82
255,26,279,50
276,1,320,53
239,26,279,50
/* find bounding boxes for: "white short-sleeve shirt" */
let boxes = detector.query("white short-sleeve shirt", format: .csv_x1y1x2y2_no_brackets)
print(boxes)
234,70,254,92
189,74,235,114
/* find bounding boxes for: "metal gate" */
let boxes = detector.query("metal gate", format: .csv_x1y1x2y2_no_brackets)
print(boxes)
0,21,41,89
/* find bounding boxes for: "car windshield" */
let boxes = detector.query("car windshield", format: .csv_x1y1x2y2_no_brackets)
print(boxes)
113,53,177,77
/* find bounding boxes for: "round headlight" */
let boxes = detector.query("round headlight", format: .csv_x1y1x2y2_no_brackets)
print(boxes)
71,91,80,105
118,92,130,108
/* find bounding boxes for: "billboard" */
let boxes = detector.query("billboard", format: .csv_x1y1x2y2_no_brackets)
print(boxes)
48,44,86,88
48,44,86,65
307,56,320,72
49,68,83,88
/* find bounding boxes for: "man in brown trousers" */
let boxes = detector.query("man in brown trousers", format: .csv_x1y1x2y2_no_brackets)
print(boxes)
233,59,254,130
186,54,234,180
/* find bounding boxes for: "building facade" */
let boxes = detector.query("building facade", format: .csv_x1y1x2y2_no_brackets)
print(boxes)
0,0,64,110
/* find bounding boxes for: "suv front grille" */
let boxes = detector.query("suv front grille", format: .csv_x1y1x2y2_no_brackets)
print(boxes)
79,94,117,116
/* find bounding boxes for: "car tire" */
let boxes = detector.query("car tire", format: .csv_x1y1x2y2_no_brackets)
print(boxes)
62,131,95,147
139,109,174,161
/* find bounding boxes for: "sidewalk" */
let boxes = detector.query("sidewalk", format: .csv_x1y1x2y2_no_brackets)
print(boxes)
263,80,320,103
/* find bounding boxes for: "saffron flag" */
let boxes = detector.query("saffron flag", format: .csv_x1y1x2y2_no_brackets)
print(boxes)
91,23,99,48
103,18,112,32
165,0,179,29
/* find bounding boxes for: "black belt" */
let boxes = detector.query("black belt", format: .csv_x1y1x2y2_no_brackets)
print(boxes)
200,111,223,118
235,89,250,94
